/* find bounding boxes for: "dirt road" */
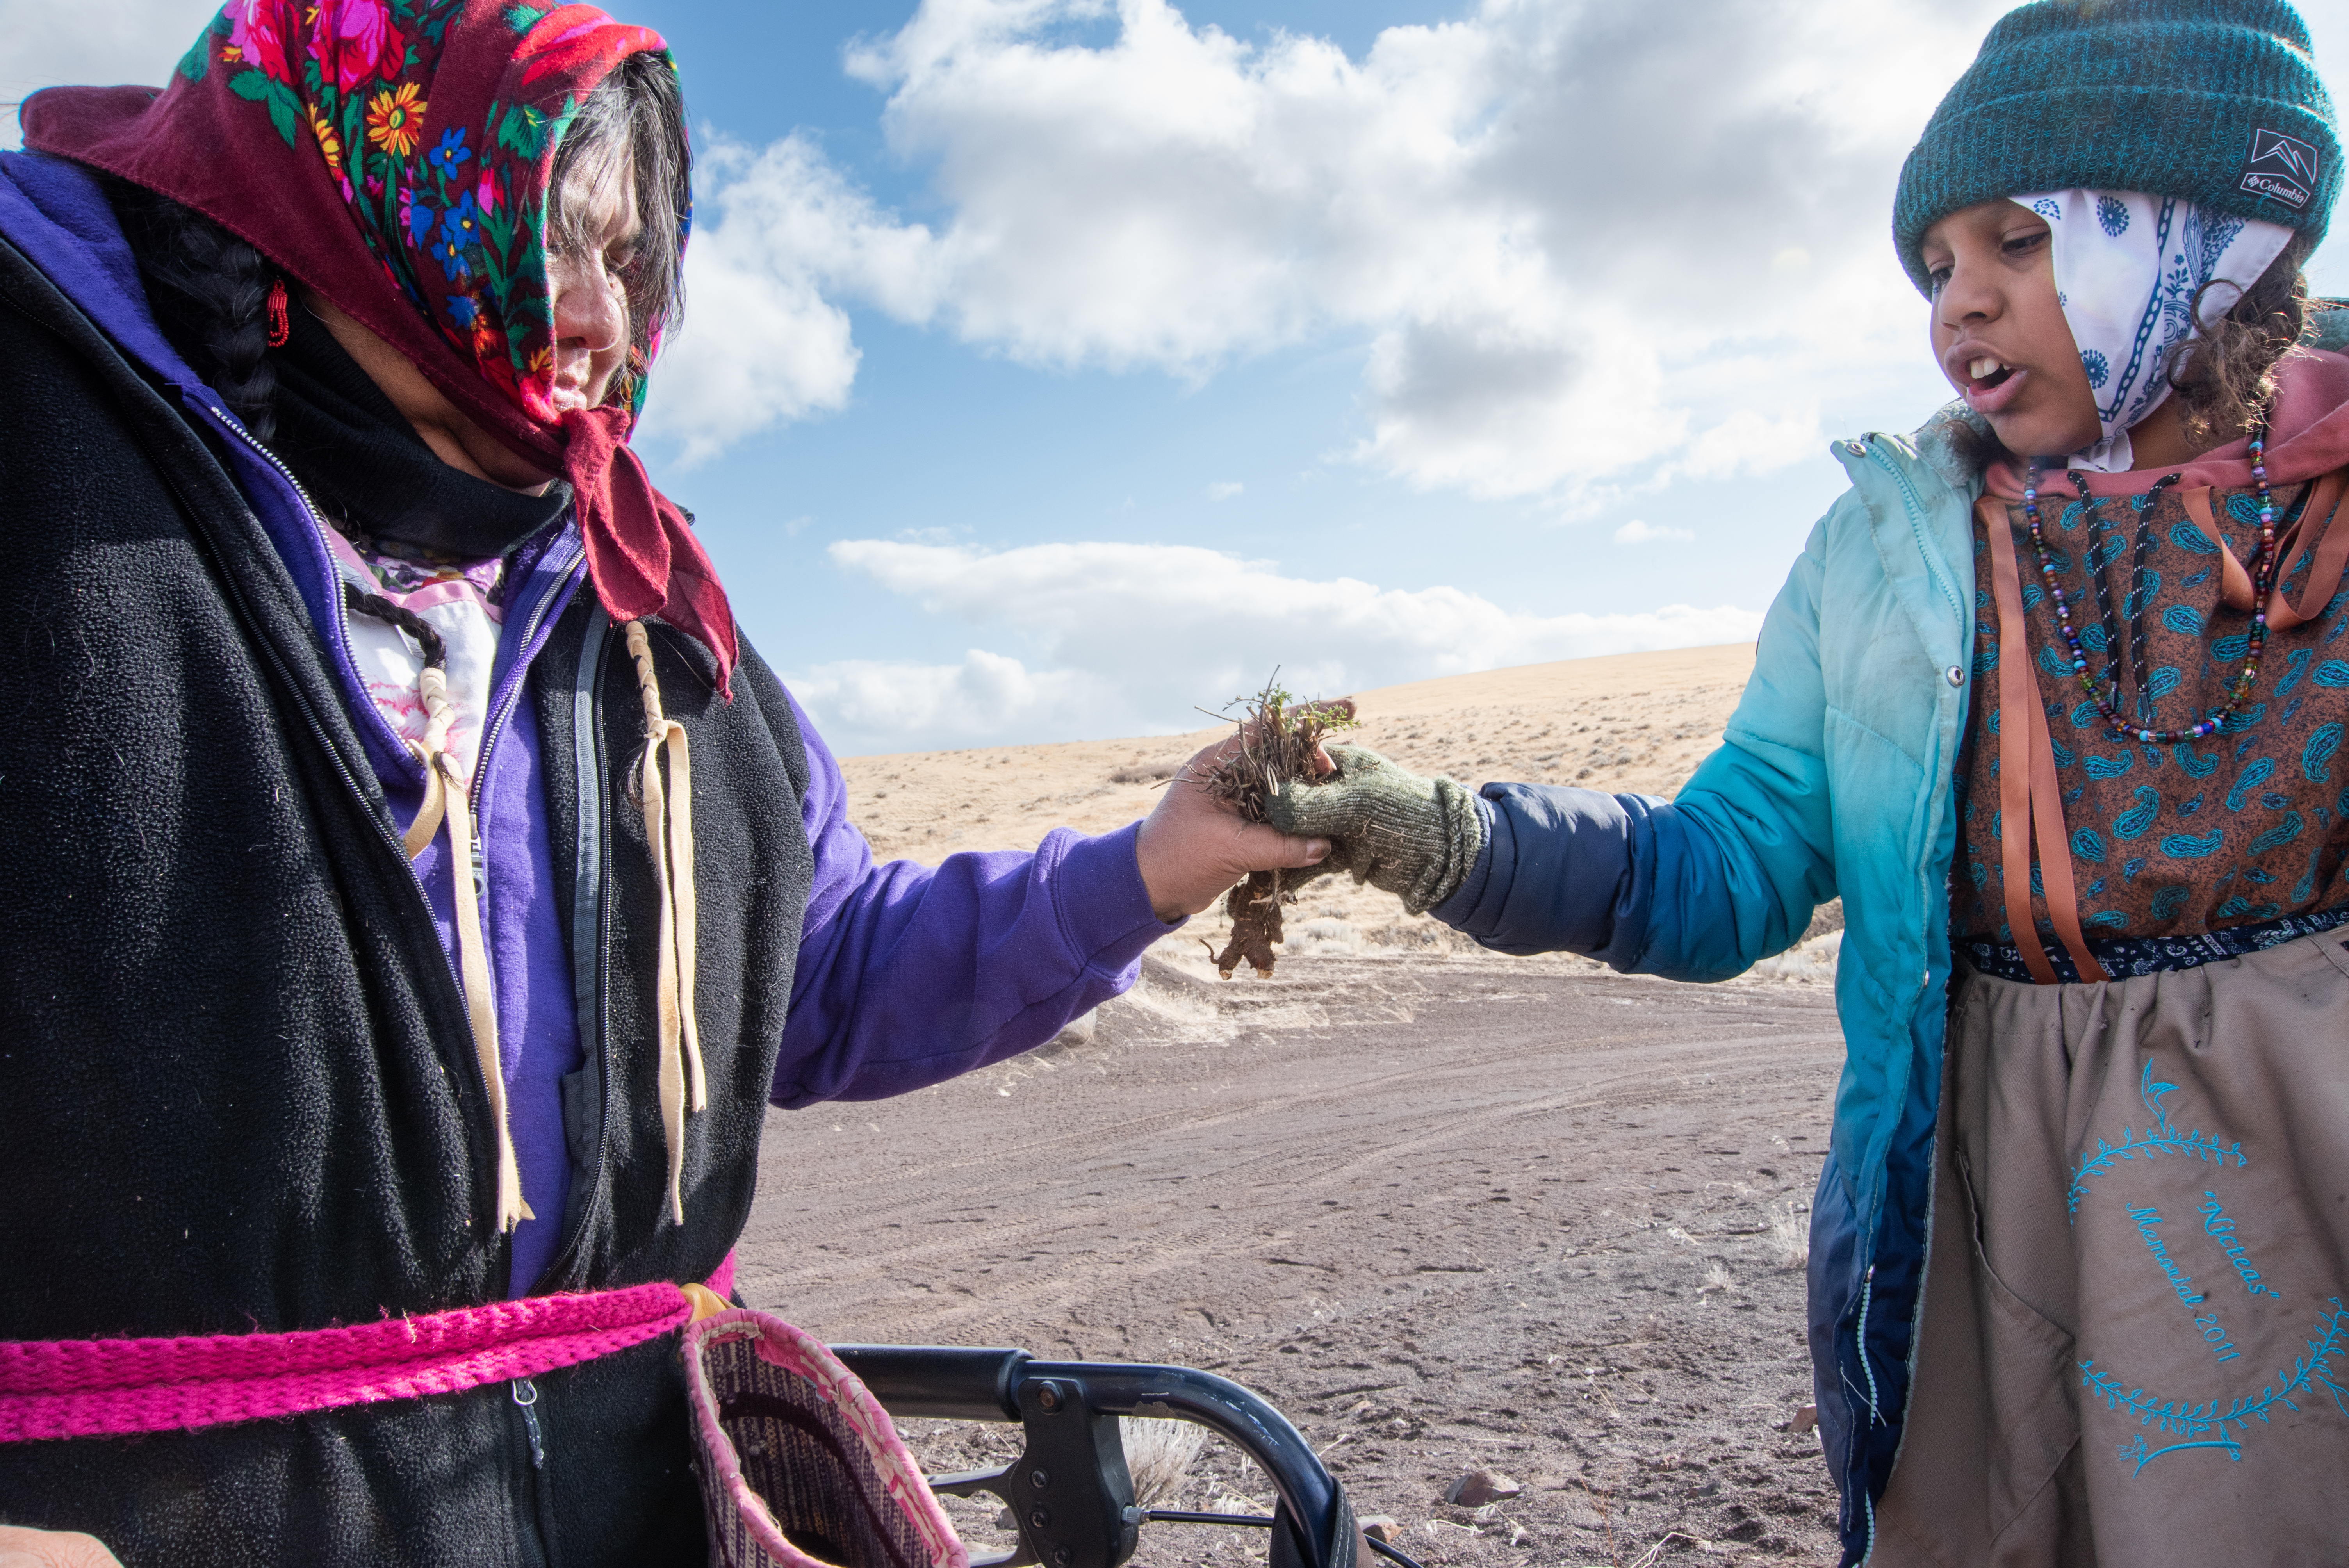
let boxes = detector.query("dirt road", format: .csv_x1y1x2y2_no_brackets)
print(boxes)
736,949,1848,1565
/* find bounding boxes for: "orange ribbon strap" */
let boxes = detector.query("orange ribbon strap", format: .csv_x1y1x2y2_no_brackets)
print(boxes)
1979,496,2111,985
2182,467,2349,630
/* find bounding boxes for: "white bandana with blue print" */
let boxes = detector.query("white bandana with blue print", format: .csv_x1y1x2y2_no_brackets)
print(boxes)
2014,189,2293,472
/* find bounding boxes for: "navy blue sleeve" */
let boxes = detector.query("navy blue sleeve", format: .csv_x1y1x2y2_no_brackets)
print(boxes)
1430,783,1743,979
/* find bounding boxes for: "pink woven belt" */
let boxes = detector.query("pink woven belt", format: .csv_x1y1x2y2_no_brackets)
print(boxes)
0,1257,736,1443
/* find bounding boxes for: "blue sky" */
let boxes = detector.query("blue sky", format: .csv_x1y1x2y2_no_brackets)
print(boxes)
10,0,2349,753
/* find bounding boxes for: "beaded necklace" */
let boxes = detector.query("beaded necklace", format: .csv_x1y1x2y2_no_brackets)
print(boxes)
2071,469,2181,723
2022,426,2277,744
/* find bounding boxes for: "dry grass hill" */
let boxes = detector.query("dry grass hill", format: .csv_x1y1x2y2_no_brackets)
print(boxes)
834,643,1841,971
838,643,1758,862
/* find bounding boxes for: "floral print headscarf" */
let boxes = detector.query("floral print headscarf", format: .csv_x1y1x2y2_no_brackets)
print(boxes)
25,0,737,693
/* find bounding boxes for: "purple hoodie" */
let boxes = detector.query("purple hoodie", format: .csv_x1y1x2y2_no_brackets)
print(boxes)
0,150,1176,1292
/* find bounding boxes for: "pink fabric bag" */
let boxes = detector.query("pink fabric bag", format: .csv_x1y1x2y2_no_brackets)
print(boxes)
683,1308,968,1568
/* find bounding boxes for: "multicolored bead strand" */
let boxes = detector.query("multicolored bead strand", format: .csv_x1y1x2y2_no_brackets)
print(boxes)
2020,428,2277,745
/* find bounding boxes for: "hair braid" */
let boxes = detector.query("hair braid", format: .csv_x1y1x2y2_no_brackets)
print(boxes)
102,179,281,442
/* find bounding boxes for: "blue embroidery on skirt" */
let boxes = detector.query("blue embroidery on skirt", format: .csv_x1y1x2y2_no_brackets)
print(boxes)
2083,1301,2349,1475
2066,1057,2349,1476
2068,1062,2246,1217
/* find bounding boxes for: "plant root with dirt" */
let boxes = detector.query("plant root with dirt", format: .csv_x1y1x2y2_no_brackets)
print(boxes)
1198,677,1356,980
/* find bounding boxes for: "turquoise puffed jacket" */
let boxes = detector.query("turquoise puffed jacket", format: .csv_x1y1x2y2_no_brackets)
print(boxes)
1662,411,1982,1566
1437,404,1989,1564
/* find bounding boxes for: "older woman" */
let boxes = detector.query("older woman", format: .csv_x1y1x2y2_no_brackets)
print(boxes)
0,5,1324,1563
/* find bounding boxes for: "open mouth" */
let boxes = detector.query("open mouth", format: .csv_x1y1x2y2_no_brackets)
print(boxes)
1968,355,2015,390
1956,351,2029,412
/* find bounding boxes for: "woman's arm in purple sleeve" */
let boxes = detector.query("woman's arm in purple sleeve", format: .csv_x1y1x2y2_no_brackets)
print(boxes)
773,690,1174,1108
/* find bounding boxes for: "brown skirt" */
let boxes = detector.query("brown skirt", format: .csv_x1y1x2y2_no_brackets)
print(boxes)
1873,928,2349,1567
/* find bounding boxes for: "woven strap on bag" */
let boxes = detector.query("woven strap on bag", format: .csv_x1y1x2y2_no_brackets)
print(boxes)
0,1258,736,1443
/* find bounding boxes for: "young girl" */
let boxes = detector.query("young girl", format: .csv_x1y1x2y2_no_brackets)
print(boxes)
1273,1,2348,1560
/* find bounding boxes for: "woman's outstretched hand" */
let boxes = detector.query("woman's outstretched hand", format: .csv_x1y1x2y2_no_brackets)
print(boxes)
1135,735,1331,922
0,1529,125,1568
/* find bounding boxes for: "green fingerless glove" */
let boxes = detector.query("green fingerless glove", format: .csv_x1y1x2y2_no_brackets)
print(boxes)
1264,743,1485,914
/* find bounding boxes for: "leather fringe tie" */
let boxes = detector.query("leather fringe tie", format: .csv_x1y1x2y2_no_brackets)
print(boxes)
351,581,536,1233
1980,497,2111,985
624,620,705,1225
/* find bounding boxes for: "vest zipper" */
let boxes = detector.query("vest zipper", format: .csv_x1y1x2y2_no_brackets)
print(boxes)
220,410,592,1212
196,408,563,1568
214,415,434,788
530,611,617,1293
468,542,585,825
176,412,477,1087
512,1377,547,1468
512,1375,562,1568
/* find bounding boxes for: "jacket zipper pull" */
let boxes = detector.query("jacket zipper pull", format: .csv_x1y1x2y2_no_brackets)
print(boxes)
512,1377,546,1469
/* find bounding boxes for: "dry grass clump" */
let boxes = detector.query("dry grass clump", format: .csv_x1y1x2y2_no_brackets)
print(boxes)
1196,678,1358,979
1768,1200,1812,1270
1198,680,1358,823
1119,1417,1207,1509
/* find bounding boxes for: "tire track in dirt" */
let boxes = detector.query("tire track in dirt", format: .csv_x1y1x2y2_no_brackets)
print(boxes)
750,1028,1822,1326
740,953,1847,1563
751,966,1821,1246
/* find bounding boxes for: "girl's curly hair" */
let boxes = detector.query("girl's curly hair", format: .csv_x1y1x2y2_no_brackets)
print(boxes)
2166,232,2315,449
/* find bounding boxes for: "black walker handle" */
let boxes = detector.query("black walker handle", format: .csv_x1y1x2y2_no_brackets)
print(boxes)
831,1346,1358,1568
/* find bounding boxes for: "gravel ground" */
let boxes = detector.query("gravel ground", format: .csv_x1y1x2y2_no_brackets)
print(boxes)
735,947,1848,1567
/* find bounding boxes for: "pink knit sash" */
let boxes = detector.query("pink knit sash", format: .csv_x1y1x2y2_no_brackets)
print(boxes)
1,1281,704,1442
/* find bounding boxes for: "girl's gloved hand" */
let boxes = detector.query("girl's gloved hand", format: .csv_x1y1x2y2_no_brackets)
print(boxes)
1264,744,1485,914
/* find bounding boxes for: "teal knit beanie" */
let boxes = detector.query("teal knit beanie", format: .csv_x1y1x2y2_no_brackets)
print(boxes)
1893,0,2339,295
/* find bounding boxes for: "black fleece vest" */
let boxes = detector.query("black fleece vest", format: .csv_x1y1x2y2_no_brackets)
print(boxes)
0,232,816,1568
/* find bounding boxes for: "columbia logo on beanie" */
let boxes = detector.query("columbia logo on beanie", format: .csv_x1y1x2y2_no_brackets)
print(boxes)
1892,0,2340,295
2243,127,2320,208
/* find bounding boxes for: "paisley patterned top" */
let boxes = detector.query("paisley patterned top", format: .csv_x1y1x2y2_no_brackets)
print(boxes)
1954,478,2349,942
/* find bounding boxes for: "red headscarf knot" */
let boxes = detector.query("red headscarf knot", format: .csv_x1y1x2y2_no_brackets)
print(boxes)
565,406,737,696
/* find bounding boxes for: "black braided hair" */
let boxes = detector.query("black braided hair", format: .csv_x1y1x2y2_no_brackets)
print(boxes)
341,580,447,668
102,178,281,442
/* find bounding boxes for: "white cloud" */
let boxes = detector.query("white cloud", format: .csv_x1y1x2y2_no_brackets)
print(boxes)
656,0,2014,493
1614,519,1693,545
0,0,215,147
1206,480,1244,501
1670,406,1825,485
638,134,953,463
790,538,1760,752
789,649,1099,754
32,0,2349,507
